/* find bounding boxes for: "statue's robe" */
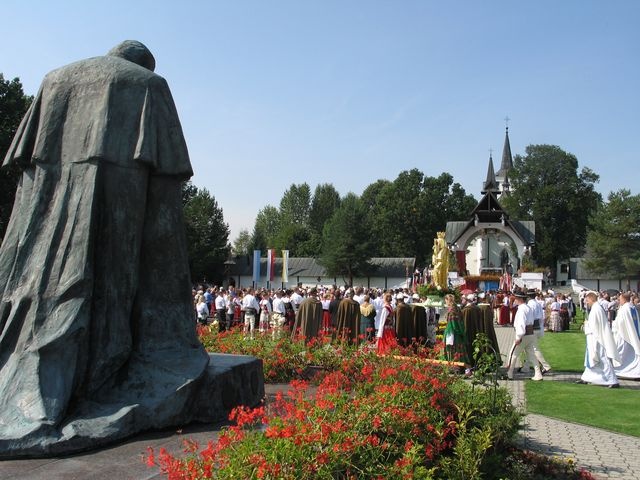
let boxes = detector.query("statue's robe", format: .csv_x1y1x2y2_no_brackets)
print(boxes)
292,297,323,341
335,298,360,343
0,53,209,456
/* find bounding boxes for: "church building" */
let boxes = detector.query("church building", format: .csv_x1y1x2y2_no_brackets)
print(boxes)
445,127,535,277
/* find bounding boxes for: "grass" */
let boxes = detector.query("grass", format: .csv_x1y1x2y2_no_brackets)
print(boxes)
526,309,640,437
525,381,640,437
536,310,586,372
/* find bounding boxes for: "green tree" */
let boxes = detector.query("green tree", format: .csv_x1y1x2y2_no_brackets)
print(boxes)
232,228,252,256
363,170,475,264
279,183,311,226
501,145,600,268
303,183,342,256
309,183,341,234
250,205,280,252
318,193,371,286
274,222,311,256
183,188,230,283
0,74,32,240
584,189,640,286
182,180,199,204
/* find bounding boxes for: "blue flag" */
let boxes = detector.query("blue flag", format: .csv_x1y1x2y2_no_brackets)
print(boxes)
252,250,261,284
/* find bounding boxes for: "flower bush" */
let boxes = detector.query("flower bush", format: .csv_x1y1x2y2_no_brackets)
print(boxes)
198,325,441,383
148,353,523,479
417,284,460,300
147,325,597,479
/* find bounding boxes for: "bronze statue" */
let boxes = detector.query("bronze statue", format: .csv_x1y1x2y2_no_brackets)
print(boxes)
0,41,256,457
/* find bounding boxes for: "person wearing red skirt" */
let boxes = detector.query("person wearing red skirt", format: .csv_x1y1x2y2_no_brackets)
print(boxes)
499,294,511,326
377,293,397,354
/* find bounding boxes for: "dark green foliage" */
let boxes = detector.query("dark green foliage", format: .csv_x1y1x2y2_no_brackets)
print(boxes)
319,193,372,286
501,145,601,268
250,205,281,252
363,170,476,263
247,171,476,264
232,228,252,257
0,74,32,241
584,189,640,283
183,186,230,283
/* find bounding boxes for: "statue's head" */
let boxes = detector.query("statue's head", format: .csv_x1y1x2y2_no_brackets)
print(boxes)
107,40,156,72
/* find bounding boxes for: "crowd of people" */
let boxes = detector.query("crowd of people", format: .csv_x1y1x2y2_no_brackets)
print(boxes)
498,286,640,387
191,284,505,375
576,289,640,387
191,285,440,347
191,283,640,387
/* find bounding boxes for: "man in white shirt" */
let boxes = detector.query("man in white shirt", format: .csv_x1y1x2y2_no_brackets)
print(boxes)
521,291,552,374
214,289,227,332
505,293,543,381
290,287,303,313
241,288,260,339
353,286,365,305
271,290,287,339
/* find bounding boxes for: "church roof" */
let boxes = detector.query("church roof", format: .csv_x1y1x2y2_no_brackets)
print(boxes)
472,191,506,223
445,188,535,247
482,155,500,194
227,256,414,279
496,127,513,178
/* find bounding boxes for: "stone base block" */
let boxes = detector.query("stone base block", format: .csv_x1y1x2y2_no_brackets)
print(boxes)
193,353,265,423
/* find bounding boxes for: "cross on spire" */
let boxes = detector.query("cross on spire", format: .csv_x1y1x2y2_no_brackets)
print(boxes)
504,116,510,131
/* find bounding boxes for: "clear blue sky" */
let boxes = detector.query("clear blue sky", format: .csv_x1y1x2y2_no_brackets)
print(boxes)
4,1,639,241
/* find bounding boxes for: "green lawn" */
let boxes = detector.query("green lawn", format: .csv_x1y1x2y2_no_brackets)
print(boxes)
537,310,585,372
526,381,640,437
526,309,640,437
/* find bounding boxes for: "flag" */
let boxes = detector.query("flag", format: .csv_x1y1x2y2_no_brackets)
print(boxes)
252,250,261,283
281,250,289,284
267,249,276,282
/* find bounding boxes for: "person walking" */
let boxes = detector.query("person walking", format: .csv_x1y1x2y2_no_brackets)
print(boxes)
577,292,620,388
505,293,543,381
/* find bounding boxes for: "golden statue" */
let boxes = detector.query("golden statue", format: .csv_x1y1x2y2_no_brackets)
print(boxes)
431,231,449,289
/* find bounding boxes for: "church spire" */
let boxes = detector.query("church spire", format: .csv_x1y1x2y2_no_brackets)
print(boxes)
482,152,500,194
501,170,510,197
496,124,513,178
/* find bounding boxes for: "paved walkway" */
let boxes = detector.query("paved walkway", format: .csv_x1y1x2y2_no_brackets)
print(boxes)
493,324,640,480
1,329,639,479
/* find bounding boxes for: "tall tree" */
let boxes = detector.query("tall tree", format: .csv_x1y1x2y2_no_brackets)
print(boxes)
304,183,341,255
232,228,252,256
183,188,230,283
0,74,32,240
363,170,475,264
309,183,341,234
319,193,371,286
182,180,199,204
279,182,311,226
584,189,640,286
501,145,601,268
250,205,280,252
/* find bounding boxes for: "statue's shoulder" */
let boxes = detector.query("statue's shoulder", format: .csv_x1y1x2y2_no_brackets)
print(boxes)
44,56,160,88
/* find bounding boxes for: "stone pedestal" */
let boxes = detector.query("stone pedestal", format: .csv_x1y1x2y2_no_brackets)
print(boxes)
193,353,265,423
0,354,264,459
